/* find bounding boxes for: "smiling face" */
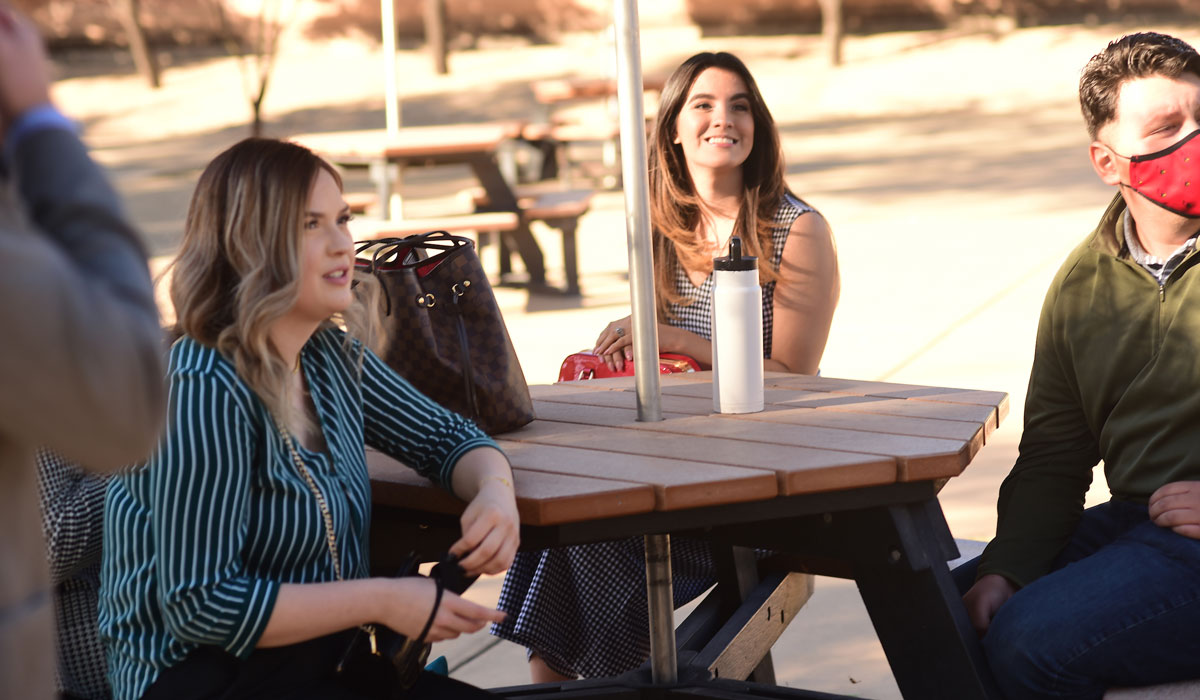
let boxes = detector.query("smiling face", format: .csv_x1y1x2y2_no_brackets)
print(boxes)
288,167,354,325
673,67,755,177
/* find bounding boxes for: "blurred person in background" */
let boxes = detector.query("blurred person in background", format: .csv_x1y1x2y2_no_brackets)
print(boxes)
0,4,167,699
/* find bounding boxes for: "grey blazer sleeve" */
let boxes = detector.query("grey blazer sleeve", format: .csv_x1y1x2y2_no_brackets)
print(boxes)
0,128,165,469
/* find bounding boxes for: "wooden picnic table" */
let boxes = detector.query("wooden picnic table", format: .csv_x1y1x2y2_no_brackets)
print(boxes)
292,123,559,292
368,372,1009,699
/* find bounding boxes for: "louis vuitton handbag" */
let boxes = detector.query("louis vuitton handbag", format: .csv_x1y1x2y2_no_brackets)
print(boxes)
356,232,534,435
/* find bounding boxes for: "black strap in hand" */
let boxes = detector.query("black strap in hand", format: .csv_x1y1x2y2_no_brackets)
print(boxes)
414,576,444,647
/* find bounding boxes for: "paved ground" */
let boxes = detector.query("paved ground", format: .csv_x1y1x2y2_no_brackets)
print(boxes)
48,17,1200,698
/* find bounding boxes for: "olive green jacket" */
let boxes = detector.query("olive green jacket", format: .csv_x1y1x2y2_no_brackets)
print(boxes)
978,194,1200,587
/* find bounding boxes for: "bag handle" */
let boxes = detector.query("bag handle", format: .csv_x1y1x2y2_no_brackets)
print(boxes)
355,232,474,318
356,231,471,273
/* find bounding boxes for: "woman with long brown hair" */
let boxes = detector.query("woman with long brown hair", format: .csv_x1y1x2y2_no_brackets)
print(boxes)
99,138,519,700
492,51,839,681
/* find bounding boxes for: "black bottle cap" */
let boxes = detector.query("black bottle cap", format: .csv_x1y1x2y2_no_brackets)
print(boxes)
713,236,757,271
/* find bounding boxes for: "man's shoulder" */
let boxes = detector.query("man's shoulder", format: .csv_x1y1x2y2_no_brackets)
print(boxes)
1045,195,1127,298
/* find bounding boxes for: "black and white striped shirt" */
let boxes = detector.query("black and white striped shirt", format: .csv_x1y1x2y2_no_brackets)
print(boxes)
99,327,496,700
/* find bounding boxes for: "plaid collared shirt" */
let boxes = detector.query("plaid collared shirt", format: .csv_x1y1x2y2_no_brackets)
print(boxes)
1123,210,1198,285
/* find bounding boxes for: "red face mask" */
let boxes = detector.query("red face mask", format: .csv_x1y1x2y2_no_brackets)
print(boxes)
1118,129,1200,218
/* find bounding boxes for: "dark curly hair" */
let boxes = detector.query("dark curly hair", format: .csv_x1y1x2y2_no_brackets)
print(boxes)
1079,32,1200,139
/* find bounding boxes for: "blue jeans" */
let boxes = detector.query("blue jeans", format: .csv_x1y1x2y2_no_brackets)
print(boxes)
952,500,1200,700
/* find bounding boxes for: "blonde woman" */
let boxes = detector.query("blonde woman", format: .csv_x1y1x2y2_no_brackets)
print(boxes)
493,52,840,681
99,138,518,700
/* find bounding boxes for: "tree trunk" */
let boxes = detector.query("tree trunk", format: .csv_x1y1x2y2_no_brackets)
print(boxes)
424,0,448,75
819,0,844,67
112,0,161,88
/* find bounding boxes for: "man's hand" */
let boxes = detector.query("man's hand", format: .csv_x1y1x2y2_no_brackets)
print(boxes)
962,573,1017,637
0,6,52,135
1149,481,1200,539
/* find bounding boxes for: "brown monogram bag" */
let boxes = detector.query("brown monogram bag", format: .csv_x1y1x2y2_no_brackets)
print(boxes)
356,232,534,435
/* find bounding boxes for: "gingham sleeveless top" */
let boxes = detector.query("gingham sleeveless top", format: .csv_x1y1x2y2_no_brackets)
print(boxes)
666,193,813,358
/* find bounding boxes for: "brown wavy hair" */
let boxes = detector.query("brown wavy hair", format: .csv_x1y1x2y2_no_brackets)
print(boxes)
1080,32,1200,140
167,138,379,429
650,51,794,319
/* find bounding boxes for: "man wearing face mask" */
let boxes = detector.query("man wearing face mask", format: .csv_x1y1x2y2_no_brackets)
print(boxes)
952,32,1200,699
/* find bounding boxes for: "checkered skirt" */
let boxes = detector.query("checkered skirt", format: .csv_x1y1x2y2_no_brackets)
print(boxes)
491,195,814,678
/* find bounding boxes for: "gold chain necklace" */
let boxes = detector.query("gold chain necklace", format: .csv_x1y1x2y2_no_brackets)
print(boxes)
275,417,378,653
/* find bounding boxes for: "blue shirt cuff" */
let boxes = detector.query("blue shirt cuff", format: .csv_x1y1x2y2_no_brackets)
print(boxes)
4,104,75,154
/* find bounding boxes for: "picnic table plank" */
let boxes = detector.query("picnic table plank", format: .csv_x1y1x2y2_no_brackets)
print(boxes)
366,449,655,526
518,403,955,485
501,420,897,496
761,374,963,396
896,390,1011,427
762,374,1008,414
533,384,986,444
770,392,996,426
496,441,778,511
752,374,1009,431
530,393,969,482
524,402,967,482
655,383,996,428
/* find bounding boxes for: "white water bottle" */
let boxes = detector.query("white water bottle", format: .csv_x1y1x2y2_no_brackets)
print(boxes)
711,236,764,414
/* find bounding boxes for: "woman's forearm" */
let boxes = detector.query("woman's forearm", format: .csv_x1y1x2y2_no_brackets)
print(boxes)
660,324,713,368
258,578,388,648
449,445,513,502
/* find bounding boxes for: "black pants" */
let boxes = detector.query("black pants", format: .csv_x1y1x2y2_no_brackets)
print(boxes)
142,631,494,700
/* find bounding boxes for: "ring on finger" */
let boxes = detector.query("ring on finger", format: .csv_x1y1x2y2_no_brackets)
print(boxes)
615,326,625,337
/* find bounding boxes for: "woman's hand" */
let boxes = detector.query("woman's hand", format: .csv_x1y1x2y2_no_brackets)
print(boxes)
448,446,519,576
452,477,520,576
1149,481,1200,539
379,577,505,642
593,316,714,372
593,316,634,372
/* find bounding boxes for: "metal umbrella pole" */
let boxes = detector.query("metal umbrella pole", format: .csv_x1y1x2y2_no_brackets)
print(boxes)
381,0,400,136
378,0,403,218
612,0,675,685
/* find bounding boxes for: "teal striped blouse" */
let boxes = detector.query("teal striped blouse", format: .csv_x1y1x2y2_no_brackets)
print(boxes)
99,327,497,700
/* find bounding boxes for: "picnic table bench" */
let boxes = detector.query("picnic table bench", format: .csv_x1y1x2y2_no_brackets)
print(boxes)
463,184,594,295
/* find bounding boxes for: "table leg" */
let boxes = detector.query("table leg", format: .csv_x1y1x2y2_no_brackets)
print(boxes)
853,501,1002,700
711,547,775,684
467,154,549,288
369,160,393,219
645,533,678,684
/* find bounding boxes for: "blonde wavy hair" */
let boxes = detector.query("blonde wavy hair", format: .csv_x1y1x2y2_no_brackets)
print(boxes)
649,51,798,319
167,138,379,429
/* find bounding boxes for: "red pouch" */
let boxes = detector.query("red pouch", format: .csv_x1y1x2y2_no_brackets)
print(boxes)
557,352,701,382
